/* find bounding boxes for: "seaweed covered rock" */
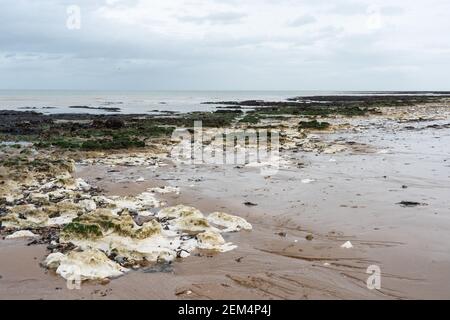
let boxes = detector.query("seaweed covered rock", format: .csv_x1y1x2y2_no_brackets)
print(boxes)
60,209,162,240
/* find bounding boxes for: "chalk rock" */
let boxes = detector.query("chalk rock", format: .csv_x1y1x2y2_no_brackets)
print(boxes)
45,252,66,269
79,199,97,212
75,178,91,192
6,230,39,239
148,186,180,195
174,216,213,233
158,205,203,219
207,212,252,232
53,249,128,281
29,193,49,203
196,231,236,252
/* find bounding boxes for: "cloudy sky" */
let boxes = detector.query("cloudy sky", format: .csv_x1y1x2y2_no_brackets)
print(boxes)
0,0,449,90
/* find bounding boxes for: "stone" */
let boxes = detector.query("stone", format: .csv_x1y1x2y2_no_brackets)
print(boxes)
6,230,39,239
207,212,252,232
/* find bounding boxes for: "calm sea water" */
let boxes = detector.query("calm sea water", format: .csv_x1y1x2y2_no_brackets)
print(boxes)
0,90,442,115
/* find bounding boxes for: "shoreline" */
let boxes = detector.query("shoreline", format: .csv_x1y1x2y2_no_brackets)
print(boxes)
1,95,450,299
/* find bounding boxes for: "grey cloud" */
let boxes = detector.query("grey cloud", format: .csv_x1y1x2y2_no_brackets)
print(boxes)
177,12,247,25
287,15,316,27
0,0,448,90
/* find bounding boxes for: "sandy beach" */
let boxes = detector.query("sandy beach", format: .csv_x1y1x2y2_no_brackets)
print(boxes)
1,95,450,300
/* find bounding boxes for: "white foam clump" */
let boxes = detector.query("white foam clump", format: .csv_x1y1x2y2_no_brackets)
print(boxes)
341,241,354,249
6,230,39,239
207,212,253,232
301,179,315,184
46,249,128,281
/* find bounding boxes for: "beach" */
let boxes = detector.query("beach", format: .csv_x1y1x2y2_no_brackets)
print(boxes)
1,94,450,299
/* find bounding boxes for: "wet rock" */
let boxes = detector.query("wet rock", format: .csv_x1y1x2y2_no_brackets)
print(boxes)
207,212,252,232
105,119,125,129
244,202,258,207
398,201,428,207
133,215,157,227
142,263,173,274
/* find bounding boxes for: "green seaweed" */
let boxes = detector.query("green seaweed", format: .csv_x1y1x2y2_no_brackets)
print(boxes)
62,222,103,239
239,114,260,124
299,120,331,130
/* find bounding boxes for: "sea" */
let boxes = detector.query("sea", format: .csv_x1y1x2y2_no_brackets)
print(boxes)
0,90,445,115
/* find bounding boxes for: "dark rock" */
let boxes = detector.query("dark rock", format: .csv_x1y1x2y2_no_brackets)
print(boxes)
244,202,258,207
105,118,125,129
397,201,427,207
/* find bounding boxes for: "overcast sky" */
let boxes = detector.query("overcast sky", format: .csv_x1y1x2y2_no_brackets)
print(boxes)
0,0,449,90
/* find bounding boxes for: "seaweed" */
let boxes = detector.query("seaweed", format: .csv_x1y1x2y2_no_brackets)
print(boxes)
298,120,331,130
239,114,260,124
62,222,103,239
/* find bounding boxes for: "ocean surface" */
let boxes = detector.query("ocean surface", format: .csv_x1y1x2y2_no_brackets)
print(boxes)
0,90,445,115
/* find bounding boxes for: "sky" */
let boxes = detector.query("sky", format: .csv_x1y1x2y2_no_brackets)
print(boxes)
0,0,449,91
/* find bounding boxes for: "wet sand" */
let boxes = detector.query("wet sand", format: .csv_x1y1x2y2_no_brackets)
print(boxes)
1,107,450,300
